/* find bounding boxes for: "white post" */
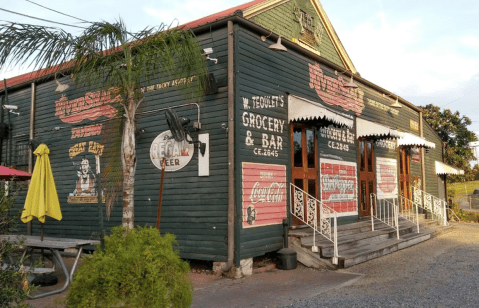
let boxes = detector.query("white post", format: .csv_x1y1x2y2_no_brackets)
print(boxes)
332,212,338,265
394,199,400,239
370,194,375,231
312,201,318,252
415,202,420,233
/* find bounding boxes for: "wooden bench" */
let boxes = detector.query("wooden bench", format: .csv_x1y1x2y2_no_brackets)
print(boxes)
1,263,55,275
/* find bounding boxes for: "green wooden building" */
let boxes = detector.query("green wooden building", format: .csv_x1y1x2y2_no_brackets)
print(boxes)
0,0,462,272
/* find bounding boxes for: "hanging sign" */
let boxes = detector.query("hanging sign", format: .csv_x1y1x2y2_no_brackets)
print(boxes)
150,130,194,171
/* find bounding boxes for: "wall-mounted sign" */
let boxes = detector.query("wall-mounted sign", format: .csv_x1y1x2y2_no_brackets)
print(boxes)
242,163,287,228
309,62,365,115
320,159,358,216
376,157,398,199
410,119,419,132
411,147,421,162
150,130,194,171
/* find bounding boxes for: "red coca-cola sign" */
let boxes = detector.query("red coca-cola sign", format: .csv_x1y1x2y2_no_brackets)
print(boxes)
242,163,287,228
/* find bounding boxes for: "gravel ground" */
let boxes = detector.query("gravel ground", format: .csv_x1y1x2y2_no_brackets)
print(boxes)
284,223,479,308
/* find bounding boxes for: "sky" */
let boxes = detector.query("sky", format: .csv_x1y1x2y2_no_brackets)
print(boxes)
2,0,479,134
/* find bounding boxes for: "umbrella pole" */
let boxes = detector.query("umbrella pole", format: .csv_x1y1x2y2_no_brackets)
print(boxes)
156,158,166,230
40,222,44,241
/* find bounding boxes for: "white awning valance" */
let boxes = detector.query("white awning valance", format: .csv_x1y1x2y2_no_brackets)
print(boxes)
356,118,404,139
435,161,464,175
288,95,354,128
398,133,436,149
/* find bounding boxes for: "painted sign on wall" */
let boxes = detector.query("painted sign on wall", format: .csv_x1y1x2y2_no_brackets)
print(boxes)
242,163,287,228
320,159,358,216
241,95,287,158
309,62,365,115
150,130,194,171
376,157,398,199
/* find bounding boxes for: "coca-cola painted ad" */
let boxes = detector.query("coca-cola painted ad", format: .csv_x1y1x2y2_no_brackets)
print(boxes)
376,157,398,199
320,159,358,216
242,163,287,228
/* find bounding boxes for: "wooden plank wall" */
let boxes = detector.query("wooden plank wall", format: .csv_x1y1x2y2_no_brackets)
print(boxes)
5,28,230,262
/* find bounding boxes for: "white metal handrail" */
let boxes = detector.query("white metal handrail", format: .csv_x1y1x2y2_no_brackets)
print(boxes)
290,183,338,265
398,195,420,233
370,193,400,239
412,187,448,226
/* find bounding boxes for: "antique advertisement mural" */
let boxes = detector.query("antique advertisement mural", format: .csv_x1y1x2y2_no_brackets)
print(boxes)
376,157,398,199
309,62,365,115
55,89,118,204
320,159,358,216
242,163,287,228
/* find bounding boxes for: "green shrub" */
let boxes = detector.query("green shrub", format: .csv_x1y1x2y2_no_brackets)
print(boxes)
66,226,192,308
0,182,32,308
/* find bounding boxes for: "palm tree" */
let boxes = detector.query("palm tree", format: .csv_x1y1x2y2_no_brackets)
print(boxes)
0,19,207,229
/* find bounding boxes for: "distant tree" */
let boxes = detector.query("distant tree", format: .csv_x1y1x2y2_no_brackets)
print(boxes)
422,104,478,182
0,20,207,229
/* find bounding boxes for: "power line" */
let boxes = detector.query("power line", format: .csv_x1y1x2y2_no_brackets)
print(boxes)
0,8,87,29
25,0,91,24
439,80,479,108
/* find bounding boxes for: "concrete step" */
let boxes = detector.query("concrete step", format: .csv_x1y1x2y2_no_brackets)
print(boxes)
337,232,432,268
289,218,453,270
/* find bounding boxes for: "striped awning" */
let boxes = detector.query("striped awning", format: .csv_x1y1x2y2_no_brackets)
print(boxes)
435,161,464,175
398,133,436,149
356,118,404,139
288,95,354,128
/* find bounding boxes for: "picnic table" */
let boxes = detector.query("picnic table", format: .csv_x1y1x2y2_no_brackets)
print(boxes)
1,235,99,299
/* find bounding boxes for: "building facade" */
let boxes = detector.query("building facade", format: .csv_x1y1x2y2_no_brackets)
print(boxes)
0,0,461,267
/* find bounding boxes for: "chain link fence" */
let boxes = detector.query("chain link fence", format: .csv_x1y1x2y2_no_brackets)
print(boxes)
454,194,479,211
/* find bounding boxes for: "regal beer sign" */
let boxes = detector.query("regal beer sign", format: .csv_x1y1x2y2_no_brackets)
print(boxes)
150,130,194,171
242,163,287,228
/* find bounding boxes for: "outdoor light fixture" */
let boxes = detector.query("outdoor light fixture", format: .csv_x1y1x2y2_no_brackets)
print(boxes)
383,93,402,109
54,74,70,94
269,35,287,52
390,97,402,109
335,70,358,88
202,48,218,64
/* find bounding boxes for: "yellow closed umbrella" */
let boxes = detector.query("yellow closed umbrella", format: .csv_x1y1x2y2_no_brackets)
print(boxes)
21,144,62,240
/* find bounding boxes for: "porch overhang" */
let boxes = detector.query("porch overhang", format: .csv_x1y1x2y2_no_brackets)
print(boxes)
288,95,354,128
356,118,404,140
398,133,436,149
435,161,464,175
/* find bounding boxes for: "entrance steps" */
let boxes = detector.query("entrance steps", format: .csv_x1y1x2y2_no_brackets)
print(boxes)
288,216,454,269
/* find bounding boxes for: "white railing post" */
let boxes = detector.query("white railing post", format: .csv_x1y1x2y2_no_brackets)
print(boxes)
393,198,400,239
312,200,318,253
370,193,375,231
416,202,420,233
332,212,338,265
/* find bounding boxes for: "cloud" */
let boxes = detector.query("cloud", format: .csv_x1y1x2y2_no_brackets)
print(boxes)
340,13,479,97
461,36,479,49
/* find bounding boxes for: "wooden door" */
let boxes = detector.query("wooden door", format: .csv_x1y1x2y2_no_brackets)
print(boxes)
399,147,411,201
291,124,317,225
358,139,375,216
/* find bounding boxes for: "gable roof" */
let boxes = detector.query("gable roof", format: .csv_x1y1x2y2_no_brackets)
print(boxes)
0,0,356,91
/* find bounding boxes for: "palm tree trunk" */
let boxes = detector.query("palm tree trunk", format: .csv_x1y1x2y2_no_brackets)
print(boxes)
122,109,136,229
